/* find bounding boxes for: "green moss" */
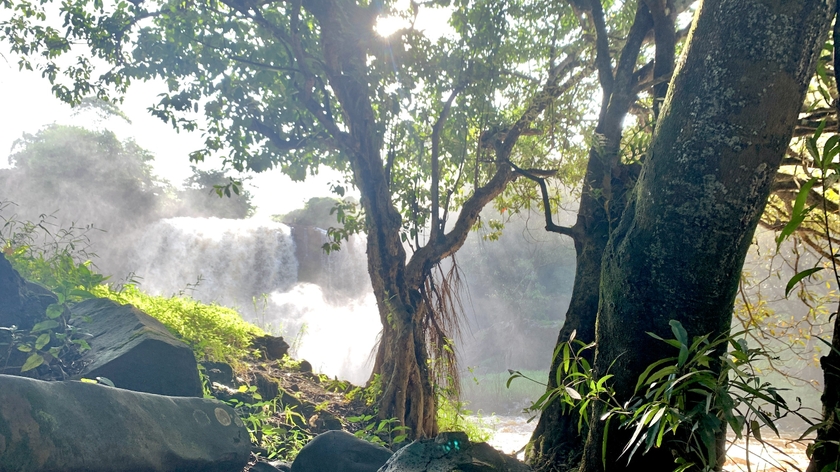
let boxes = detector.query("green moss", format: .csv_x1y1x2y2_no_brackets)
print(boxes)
92,284,264,365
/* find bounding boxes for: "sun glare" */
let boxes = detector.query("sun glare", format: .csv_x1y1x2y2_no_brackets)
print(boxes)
375,14,410,38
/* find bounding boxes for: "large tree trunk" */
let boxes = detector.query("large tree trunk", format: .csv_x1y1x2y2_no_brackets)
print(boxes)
806,8,840,471
528,138,636,471
579,2,831,472
808,314,840,472
528,4,653,469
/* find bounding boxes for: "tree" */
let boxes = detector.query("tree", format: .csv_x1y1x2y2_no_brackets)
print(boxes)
177,167,254,219
527,0,682,466
524,1,833,471
582,2,831,470
0,0,590,437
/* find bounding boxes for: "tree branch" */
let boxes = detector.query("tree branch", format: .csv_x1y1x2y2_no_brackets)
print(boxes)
642,0,676,118
431,86,465,244
405,162,517,290
587,0,614,97
508,161,577,238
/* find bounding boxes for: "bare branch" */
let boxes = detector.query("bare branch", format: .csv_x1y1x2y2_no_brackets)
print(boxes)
508,162,577,239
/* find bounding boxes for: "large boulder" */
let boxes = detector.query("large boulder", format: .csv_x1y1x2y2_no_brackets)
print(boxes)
0,254,57,331
291,430,393,472
70,298,203,397
378,431,531,472
0,374,250,472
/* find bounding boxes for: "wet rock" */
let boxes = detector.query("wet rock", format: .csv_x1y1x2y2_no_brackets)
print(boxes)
270,461,292,471
379,431,531,472
290,430,392,472
253,335,290,360
0,254,57,331
201,361,235,387
254,371,280,400
308,410,343,433
250,461,285,472
70,298,203,397
0,374,250,472
298,359,313,373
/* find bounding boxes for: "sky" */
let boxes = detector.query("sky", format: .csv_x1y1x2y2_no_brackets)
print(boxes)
0,1,450,218
0,52,343,217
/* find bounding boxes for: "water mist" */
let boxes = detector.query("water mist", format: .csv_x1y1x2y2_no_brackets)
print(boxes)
127,216,380,385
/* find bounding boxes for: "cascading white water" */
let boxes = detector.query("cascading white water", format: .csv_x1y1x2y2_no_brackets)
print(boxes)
128,216,380,385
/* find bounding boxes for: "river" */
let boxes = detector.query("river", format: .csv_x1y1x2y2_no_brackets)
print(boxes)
481,415,810,471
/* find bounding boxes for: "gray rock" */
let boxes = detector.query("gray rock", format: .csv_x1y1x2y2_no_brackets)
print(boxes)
201,361,235,387
250,462,284,472
378,432,531,472
291,430,393,472
70,298,203,397
253,334,289,360
0,254,57,331
270,461,292,471
0,374,250,472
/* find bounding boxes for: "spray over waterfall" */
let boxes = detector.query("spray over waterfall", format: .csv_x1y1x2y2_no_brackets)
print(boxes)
127,217,380,385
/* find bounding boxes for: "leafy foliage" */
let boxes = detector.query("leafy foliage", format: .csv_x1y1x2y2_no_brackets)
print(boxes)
0,204,103,374
226,384,311,461
514,321,806,472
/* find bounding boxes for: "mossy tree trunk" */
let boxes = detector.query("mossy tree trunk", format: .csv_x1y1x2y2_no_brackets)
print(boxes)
578,2,831,472
528,3,660,469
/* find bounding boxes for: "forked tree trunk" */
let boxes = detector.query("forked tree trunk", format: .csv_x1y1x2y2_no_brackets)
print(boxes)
580,2,831,472
528,4,653,469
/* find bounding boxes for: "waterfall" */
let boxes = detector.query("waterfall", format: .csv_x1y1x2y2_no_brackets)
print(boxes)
127,216,379,385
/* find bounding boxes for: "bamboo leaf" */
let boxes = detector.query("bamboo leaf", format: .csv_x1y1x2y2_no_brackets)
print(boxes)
669,320,688,347
785,267,824,298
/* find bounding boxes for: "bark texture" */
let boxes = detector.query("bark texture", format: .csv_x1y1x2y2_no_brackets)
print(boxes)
579,2,832,472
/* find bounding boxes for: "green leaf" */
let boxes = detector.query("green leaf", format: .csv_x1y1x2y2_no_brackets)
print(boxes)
776,177,818,250
35,333,50,350
30,320,59,333
45,303,64,319
69,288,96,300
785,267,824,297
678,345,689,367
636,357,675,392
669,320,688,347
21,353,44,372
806,136,820,160
96,377,115,387
822,135,840,168
750,420,762,442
